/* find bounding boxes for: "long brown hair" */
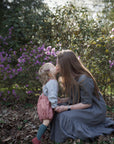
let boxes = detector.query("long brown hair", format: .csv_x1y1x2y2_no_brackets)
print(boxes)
57,50,99,103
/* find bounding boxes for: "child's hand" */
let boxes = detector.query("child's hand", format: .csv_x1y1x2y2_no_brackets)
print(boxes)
55,105,68,113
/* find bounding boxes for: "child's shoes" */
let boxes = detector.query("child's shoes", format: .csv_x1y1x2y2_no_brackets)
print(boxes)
32,137,41,144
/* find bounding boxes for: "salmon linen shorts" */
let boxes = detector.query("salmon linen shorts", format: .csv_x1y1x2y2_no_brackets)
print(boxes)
37,93,54,122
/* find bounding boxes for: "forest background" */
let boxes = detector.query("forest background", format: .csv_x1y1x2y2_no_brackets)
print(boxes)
0,0,114,143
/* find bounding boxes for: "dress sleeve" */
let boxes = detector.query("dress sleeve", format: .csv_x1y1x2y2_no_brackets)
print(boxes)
47,80,58,108
79,75,94,105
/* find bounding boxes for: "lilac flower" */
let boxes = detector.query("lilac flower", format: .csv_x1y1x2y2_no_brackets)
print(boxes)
0,35,3,39
44,56,49,60
13,51,16,55
22,59,26,63
30,41,32,44
112,28,114,32
17,67,23,72
20,48,22,52
26,84,29,87
18,58,21,63
24,48,26,51
51,48,55,55
36,60,40,63
41,44,45,50
26,90,33,94
36,76,39,80
17,64,20,67
0,64,4,68
15,84,18,87
12,89,16,96
46,51,51,55
12,69,16,73
109,60,114,68
9,74,13,79
9,48,13,51
30,53,33,56
47,46,51,51
32,49,36,53
8,91,10,94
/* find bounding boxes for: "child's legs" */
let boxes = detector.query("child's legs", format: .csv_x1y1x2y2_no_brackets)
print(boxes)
37,119,50,140
43,119,50,126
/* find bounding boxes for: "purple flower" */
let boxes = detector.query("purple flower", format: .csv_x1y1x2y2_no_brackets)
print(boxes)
12,69,16,73
112,28,114,32
9,74,13,79
26,84,29,87
17,64,20,67
0,64,4,68
20,48,22,52
13,51,16,55
15,84,18,87
24,48,26,51
32,49,36,53
46,51,51,55
44,57,49,60
30,53,33,56
26,90,33,94
109,60,111,64
36,76,39,80
35,60,40,64
18,58,21,63
9,48,13,51
8,91,10,94
17,67,23,72
9,31,12,35
109,60,114,68
0,35,3,39
47,46,51,51
12,89,16,95
42,62,45,65
51,48,55,55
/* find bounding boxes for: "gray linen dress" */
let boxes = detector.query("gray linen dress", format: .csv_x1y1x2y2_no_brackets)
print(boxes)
50,74,114,143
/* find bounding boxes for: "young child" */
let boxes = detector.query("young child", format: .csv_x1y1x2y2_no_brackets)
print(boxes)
32,63,58,144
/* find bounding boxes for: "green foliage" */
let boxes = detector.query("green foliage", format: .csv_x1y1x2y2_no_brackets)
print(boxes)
0,0,53,53
0,2,114,103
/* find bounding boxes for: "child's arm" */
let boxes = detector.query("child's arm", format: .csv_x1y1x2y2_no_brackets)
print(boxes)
47,79,58,109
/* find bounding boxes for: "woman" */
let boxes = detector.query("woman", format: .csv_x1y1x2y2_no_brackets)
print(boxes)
50,50,114,143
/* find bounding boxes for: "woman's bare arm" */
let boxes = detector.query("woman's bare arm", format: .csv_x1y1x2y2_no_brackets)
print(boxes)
55,103,91,113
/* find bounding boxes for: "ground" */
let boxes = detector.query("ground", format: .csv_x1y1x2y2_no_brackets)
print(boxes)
0,102,114,144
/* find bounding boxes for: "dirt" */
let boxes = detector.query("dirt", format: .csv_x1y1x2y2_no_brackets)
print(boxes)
0,103,114,144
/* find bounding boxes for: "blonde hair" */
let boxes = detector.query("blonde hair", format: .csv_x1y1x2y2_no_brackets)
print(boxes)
38,63,55,85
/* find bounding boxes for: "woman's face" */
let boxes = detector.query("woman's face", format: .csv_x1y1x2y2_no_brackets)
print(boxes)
56,58,61,74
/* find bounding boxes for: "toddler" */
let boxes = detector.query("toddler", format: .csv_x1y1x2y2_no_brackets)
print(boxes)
32,63,58,144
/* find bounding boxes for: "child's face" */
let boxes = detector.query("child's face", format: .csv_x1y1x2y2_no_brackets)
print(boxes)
55,58,61,74
51,66,56,76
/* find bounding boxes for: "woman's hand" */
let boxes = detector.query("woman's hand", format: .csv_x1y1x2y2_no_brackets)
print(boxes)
55,105,68,113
